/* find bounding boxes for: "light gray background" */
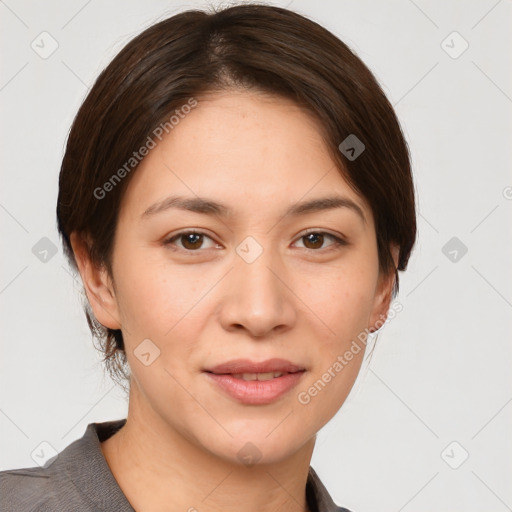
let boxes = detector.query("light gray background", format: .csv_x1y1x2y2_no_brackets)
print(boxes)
1,1,511,510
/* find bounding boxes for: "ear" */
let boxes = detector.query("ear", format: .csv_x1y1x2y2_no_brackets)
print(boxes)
70,232,121,330
368,244,399,333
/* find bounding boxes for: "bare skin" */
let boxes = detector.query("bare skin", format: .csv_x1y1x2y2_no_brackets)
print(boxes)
71,89,397,512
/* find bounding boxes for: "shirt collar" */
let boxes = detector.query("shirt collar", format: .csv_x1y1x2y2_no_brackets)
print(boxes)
59,419,345,512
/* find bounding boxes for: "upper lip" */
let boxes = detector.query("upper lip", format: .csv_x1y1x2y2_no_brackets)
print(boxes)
204,358,306,375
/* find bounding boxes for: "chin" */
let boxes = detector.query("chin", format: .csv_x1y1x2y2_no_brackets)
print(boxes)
198,424,311,467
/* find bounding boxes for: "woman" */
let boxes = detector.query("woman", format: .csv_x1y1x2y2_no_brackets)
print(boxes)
0,3,416,511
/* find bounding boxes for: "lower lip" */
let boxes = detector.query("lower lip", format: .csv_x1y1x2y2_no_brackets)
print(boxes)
204,371,305,405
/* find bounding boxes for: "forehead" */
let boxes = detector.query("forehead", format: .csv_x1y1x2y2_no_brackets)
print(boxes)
119,90,370,222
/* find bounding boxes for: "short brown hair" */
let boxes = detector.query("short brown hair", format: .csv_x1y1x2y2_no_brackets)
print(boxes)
57,4,416,385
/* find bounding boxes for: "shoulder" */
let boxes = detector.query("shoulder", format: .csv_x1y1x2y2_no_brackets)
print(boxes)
333,504,355,512
0,463,64,511
307,466,356,512
0,420,129,512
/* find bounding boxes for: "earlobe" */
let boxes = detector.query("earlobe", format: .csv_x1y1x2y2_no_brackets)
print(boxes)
69,232,121,330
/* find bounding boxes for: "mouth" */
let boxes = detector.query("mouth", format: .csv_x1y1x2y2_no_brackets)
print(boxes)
222,371,297,381
204,357,306,375
203,358,306,405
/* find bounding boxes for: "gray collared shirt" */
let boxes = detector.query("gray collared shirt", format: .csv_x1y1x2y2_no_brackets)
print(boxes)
0,419,352,511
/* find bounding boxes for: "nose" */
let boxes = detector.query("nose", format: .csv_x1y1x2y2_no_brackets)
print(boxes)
218,247,297,338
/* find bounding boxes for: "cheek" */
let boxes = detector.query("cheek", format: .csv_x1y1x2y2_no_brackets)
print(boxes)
308,259,379,340
112,256,167,335
113,253,215,359
297,264,377,414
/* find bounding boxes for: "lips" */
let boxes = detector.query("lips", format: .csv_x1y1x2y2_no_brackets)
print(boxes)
230,371,287,381
204,358,306,375
203,358,306,405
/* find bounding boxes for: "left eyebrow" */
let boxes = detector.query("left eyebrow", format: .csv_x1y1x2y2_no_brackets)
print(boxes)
285,196,365,223
141,194,366,223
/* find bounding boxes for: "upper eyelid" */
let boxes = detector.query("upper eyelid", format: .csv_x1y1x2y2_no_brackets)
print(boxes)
165,229,347,248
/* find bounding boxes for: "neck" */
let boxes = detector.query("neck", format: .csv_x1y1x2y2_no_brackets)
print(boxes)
100,382,316,512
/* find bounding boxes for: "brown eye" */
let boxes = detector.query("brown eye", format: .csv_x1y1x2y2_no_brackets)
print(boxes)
180,233,204,250
164,231,217,252
303,232,325,249
294,231,347,251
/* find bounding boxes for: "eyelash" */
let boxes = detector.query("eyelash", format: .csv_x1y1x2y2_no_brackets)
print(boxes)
162,229,348,255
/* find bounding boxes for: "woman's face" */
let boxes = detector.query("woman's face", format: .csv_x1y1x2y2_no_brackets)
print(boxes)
87,90,394,464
